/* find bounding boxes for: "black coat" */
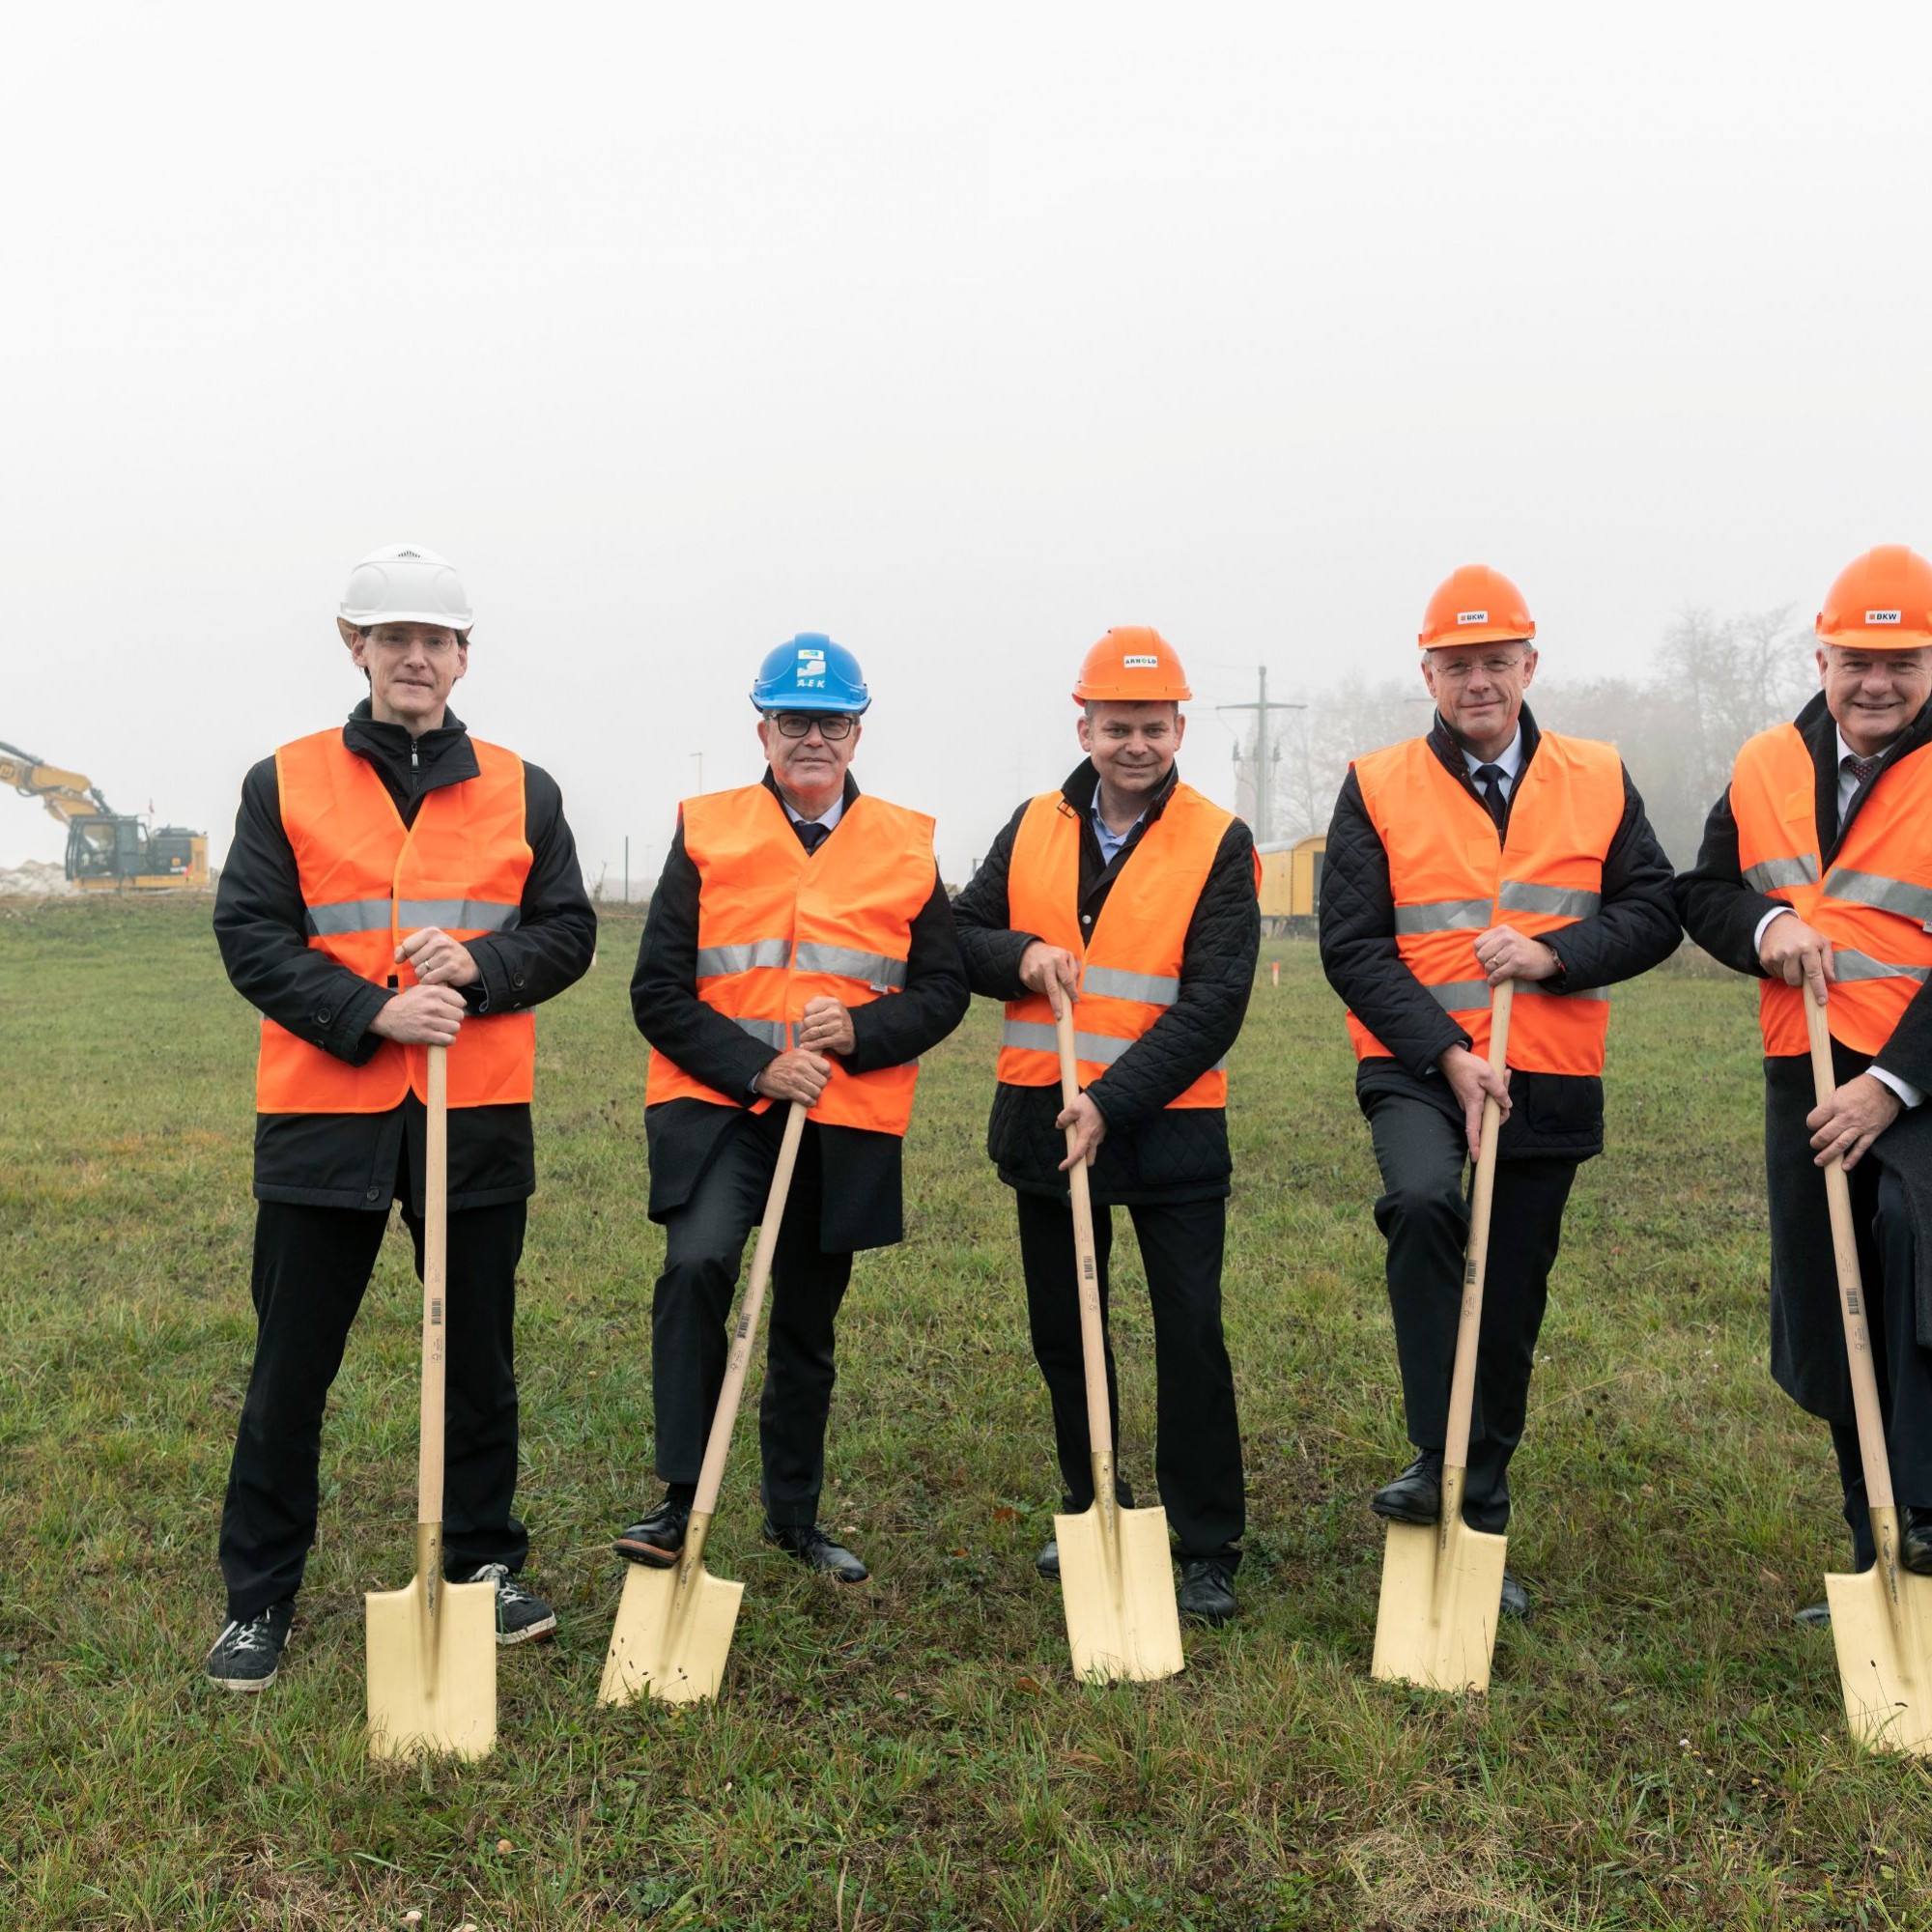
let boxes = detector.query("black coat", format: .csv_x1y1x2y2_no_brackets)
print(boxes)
1319,706,1682,1160
1674,690,1932,1414
213,702,597,1212
633,770,970,1253
951,760,1260,1206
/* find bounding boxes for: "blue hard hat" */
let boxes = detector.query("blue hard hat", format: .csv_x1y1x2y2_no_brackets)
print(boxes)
749,633,871,714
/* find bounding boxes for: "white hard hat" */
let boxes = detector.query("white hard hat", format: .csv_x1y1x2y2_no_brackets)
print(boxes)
338,543,472,633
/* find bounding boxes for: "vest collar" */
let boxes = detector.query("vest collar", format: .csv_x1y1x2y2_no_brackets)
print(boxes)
1428,701,1542,794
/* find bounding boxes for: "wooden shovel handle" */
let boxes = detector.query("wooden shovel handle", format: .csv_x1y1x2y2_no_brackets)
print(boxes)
1804,986,1894,1512
417,1043,448,1528
1443,980,1512,1473
691,1100,810,1518
1053,1001,1114,1460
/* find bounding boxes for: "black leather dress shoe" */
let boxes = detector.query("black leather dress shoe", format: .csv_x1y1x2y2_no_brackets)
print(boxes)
1795,1601,1832,1628
1178,1557,1238,1625
614,1497,692,1566
1371,1452,1444,1525
1498,1571,1530,1621
1036,1539,1060,1579
763,1520,869,1582
1902,1506,1932,1577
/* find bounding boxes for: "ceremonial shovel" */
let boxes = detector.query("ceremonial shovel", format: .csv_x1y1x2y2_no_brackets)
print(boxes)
1806,984,1932,1755
601,1100,809,1707
1050,999,1184,1683
1372,980,1513,1694
366,1043,497,1760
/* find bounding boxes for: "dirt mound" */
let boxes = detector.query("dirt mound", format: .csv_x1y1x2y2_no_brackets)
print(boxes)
0,860,78,896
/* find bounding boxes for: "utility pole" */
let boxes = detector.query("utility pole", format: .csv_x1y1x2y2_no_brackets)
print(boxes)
623,836,629,905
1218,667,1304,846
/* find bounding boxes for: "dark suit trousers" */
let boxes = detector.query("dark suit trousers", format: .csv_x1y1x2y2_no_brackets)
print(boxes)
1365,1090,1577,1534
1013,1189,1245,1565
1827,1160,1932,1570
218,1179,528,1620
650,1109,853,1528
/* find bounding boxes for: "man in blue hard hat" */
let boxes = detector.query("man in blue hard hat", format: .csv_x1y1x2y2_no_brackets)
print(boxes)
618,636,968,1579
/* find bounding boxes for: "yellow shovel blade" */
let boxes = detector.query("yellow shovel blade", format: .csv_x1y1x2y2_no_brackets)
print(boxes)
599,1555,744,1707
1372,1516,1508,1693
365,1572,497,1761
1055,1498,1185,1684
1826,1556,1932,1757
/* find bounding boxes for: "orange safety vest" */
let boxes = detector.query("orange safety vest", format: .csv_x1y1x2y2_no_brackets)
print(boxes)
255,728,535,1114
1730,723,1932,1057
997,782,1254,1108
642,784,936,1136
1347,732,1624,1074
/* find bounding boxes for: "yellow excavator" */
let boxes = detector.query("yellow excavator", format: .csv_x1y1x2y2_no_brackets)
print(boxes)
1,739,209,891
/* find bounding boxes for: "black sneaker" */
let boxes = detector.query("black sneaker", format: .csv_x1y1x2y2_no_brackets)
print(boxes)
1178,1557,1237,1626
205,1599,295,1691
761,1520,869,1582
458,1563,557,1646
1036,1538,1060,1579
614,1497,693,1567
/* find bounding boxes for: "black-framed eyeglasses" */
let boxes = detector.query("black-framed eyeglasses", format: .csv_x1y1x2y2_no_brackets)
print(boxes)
767,712,857,741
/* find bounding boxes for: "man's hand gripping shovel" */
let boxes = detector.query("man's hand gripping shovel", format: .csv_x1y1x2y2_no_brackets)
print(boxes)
1049,996,1184,1684
366,1043,498,1760
600,1100,810,1707
1806,984,1932,1755
1371,980,1513,1694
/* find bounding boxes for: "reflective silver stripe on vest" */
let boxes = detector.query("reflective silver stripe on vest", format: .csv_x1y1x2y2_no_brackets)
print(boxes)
1522,983,1609,1003
1393,898,1491,935
793,942,908,989
396,898,521,933
1823,867,1932,927
1001,1020,1224,1074
696,939,792,978
1743,854,1819,893
1082,965,1180,1006
1428,980,1493,1011
1831,950,1932,986
727,1015,793,1048
304,897,395,937
1497,880,1601,920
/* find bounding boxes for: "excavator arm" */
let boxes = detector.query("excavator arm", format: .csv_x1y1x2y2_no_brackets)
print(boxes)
0,739,115,829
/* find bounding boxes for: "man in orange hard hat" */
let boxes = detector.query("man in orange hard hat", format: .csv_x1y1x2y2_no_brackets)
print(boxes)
952,628,1260,1625
1677,547,1932,1612
1320,566,1678,1621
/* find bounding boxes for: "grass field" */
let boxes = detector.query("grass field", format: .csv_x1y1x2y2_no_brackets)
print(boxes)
3,897,1930,1930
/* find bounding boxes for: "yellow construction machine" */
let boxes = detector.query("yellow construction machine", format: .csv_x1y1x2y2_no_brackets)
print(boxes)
1,739,209,891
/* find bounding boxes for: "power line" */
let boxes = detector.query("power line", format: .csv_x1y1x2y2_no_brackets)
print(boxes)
1216,667,1305,846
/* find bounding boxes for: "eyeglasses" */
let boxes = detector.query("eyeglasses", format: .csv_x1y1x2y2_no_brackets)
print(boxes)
767,712,857,740
1432,655,1528,682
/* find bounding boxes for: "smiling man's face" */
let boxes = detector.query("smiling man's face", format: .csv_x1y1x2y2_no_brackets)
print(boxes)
348,622,469,732
1817,642,1932,758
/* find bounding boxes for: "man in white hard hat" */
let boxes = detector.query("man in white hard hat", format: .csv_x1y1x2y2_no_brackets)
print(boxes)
205,544,596,1691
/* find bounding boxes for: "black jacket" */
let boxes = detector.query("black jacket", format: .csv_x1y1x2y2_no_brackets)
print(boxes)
634,770,970,1252
1674,691,1932,1415
213,702,597,1211
1319,705,1681,1160
951,761,1260,1205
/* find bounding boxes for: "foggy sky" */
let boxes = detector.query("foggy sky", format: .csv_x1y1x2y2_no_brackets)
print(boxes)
5,3,1927,889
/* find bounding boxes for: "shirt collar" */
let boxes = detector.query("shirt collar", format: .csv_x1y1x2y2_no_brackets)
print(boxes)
1461,724,1523,781
782,791,844,833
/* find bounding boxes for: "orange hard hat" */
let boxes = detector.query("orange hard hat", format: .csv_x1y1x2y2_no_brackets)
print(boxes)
1815,545,1932,649
1419,565,1536,650
1071,626,1192,703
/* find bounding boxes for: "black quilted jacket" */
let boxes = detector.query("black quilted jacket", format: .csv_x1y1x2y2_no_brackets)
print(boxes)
952,761,1260,1204
1318,706,1680,1160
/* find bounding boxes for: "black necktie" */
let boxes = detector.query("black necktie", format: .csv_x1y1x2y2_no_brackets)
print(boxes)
1473,762,1509,833
795,819,829,854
